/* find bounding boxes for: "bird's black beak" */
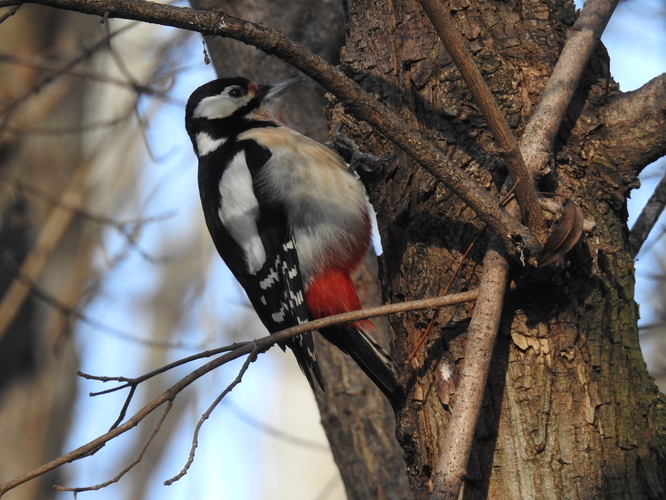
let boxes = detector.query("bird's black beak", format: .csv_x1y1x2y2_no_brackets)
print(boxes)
259,77,304,102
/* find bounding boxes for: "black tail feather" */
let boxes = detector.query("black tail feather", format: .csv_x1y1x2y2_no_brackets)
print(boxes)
320,325,404,409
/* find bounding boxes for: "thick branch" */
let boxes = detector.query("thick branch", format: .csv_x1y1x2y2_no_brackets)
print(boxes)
598,74,666,174
417,0,546,240
629,165,666,257
421,0,626,477
429,241,510,500
0,0,540,259
519,0,620,173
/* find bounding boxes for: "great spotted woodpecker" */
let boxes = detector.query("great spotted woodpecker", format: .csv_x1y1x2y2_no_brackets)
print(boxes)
185,76,403,408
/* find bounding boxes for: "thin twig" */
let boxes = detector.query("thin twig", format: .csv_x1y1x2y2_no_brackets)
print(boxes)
0,21,135,133
16,176,176,264
0,4,20,23
80,342,248,396
416,0,546,240
404,233,481,365
54,400,174,493
0,349,247,497
8,174,174,261
519,0,620,174
0,0,540,259
0,261,206,350
86,342,249,431
629,167,666,257
6,114,130,134
429,240,510,500
165,343,260,485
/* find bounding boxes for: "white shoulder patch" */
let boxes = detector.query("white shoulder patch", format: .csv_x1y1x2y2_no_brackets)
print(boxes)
196,132,226,156
218,151,266,274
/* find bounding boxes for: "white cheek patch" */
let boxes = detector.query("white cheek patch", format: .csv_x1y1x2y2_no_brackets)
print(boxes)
218,151,266,274
196,132,226,156
194,93,250,120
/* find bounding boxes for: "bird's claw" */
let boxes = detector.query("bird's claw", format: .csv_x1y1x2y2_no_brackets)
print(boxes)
329,123,393,174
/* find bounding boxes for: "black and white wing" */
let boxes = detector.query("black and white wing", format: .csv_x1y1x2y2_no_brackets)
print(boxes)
253,236,325,391
197,137,324,391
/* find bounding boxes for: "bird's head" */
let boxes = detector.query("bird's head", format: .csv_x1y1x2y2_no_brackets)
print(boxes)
185,76,303,128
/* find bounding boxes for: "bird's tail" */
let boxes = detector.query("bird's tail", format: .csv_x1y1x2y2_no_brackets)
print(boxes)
320,323,404,409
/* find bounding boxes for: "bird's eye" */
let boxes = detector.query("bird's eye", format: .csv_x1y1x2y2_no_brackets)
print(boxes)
228,87,245,98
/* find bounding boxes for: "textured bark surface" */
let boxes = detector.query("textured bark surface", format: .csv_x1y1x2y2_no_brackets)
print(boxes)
334,0,666,498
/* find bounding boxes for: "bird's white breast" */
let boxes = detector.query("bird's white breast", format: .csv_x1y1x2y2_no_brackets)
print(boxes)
217,150,266,274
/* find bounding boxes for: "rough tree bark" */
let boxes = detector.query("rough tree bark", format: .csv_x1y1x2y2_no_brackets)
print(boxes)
332,0,666,498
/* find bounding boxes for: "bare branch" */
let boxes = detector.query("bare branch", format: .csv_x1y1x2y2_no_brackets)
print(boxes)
430,240,510,500
81,341,249,429
79,342,248,396
0,289,479,497
598,74,666,174
0,4,20,23
54,400,174,494
519,0,620,173
165,343,260,485
0,347,247,497
630,163,666,257
1,0,540,259
7,174,174,258
89,288,483,400
4,266,207,350
416,0,546,240
0,21,135,132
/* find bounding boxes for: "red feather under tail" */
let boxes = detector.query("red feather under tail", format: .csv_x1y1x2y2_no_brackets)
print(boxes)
306,268,403,408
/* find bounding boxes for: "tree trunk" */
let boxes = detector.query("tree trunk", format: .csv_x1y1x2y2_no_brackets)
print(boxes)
334,0,666,498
